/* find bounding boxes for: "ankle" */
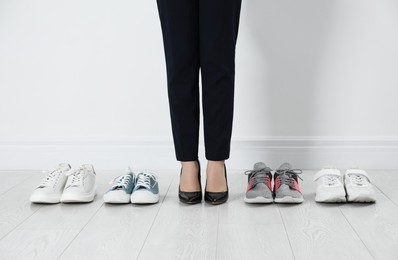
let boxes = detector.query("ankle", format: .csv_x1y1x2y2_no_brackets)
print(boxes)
181,160,199,173
206,160,225,170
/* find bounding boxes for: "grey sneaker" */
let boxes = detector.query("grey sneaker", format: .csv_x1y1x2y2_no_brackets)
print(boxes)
104,168,136,204
244,162,273,203
130,172,159,204
273,163,303,203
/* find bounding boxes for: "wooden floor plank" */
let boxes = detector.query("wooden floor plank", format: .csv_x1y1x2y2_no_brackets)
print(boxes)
0,171,34,197
58,171,174,260
0,173,53,201
216,171,295,260
277,170,373,260
16,172,111,230
0,228,80,260
0,170,113,259
138,173,218,260
0,200,42,240
368,170,398,206
0,173,45,240
339,172,398,260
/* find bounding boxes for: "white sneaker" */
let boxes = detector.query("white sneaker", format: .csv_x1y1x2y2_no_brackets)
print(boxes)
344,168,376,203
30,163,71,204
313,168,346,203
60,164,97,203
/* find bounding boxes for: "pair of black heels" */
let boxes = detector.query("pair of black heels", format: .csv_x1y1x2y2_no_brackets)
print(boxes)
178,159,228,205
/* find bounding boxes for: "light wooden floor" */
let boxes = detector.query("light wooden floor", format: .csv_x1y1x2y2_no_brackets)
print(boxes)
0,169,397,260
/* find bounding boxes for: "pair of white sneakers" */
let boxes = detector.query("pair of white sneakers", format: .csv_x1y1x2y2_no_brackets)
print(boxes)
314,168,376,203
30,163,97,204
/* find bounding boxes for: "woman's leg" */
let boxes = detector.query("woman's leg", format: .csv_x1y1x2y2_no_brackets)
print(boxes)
156,0,201,192
199,0,242,161
156,0,200,162
199,0,242,191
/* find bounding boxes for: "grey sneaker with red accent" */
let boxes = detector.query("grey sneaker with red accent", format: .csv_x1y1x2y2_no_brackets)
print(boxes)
244,162,273,203
273,163,304,203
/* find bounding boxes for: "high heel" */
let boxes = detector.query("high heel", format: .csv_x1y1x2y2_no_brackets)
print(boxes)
205,163,229,205
178,159,202,204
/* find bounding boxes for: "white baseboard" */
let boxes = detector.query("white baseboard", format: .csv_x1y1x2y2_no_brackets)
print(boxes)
1,136,398,170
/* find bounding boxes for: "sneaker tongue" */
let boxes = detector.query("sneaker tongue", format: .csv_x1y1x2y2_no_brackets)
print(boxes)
253,162,267,171
111,185,124,190
80,164,93,171
135,186,147,190
278,163,292,171
58,163,71,170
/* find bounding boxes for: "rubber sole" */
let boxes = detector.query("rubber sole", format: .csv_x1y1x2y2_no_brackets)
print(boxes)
103,195,131,204
244,196,273,204
347,194,376,203
30,194,61,204
130,190,159,204
315,195,347,203
274,196,304,204
60,189,97,203
315,190,347,203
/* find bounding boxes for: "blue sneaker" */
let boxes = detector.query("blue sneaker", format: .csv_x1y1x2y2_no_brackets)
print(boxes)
130,172,159,204
103,168,135,204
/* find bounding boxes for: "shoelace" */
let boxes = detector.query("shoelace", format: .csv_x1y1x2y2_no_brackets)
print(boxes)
244,167,272,187
324,175,341,186
349,174,366,186
276,169,303,187
66,167,87,187
39,169,62,187
136,172,157,189
109,174,133,189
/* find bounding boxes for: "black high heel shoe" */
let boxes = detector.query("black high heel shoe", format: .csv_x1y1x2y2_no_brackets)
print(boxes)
178,159,202,204
205,163,229,205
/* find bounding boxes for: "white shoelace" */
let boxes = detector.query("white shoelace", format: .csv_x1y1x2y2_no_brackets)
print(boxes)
349,174,366,186
109,174,133,189
136,173,157,189
66,168,86,187
39,169,61,187
324,175,342,186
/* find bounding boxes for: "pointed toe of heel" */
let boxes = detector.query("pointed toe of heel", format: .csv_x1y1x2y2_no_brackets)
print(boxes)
179,191,202,204
204,190,228,205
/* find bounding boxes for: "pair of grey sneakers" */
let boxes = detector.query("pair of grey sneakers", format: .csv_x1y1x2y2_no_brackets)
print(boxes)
244,162,304,204
103,168,160,204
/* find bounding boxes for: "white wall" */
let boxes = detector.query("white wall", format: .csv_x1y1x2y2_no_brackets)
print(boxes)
1,0,398,170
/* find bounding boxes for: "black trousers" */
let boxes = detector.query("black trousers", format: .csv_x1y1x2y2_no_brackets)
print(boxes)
156,0,242,161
